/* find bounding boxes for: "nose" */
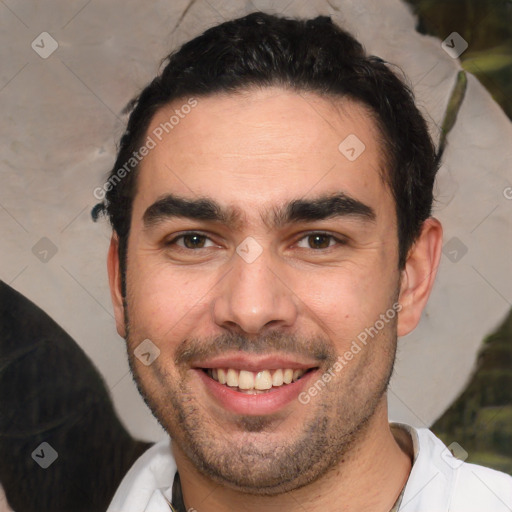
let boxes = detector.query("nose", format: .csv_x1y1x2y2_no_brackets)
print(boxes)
212,241,299,335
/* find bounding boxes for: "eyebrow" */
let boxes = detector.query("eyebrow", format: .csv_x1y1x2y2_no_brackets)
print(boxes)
142,192,376,231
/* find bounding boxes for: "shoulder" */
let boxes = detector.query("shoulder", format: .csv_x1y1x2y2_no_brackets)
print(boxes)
392,424,512,511
451,459,512,511
106,436,177,512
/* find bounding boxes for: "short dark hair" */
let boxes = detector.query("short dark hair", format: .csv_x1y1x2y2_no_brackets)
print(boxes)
93,11,440,296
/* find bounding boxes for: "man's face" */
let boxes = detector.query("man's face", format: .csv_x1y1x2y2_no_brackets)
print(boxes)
117,87,403,493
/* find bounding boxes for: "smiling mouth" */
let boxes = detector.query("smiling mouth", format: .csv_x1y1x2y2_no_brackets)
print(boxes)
202,367,316,394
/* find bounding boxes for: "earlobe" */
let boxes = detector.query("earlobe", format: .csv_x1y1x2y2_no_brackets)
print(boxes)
107,233,127,339
397,217,443,337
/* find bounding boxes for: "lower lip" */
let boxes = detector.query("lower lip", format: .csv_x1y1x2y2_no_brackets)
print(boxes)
195,369,318,415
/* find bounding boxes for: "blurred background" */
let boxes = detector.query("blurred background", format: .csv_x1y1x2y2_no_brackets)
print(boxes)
404,0,512,474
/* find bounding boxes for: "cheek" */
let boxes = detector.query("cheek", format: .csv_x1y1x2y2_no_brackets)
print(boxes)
126,257,217,339
300,262,396,342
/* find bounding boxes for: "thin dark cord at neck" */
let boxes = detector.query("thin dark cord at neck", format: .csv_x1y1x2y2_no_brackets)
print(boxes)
169,470,187,512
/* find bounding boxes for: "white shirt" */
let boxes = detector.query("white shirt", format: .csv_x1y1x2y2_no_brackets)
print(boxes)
106,423,512,512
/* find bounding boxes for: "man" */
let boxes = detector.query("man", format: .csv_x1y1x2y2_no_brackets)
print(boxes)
96,11,512,512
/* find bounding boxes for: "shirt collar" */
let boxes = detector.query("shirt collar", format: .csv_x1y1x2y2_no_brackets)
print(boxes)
108,423,455,512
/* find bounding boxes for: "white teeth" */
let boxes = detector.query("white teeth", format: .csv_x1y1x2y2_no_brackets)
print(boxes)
254,370,272,390
238,370,255,390
272,369,284,386
217,368,227,384
207,367,308,391
226,368,238,387
283,369,294,384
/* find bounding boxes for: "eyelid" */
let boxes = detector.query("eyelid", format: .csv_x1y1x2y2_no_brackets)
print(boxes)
164,230,349,249
295,231,349,247
165,231,216,247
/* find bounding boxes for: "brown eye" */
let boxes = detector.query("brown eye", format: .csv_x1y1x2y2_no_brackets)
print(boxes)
307,234,331,249
181,234,207,249
166,232,214,250
296,232,347,250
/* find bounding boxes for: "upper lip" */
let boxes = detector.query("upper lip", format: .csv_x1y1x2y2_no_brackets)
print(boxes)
192,353,319,372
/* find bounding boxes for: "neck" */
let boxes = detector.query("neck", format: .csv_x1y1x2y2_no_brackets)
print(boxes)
173,398,412,512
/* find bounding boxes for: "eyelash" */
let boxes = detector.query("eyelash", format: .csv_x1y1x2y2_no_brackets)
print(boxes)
164,231,348,251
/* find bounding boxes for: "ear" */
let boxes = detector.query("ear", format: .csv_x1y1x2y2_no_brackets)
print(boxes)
107,233,127,339
397,217,443,337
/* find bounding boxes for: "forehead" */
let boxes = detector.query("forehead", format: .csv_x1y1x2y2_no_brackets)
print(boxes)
132,87,392,227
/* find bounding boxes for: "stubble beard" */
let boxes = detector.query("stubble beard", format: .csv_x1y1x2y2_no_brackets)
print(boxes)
122,299,398,495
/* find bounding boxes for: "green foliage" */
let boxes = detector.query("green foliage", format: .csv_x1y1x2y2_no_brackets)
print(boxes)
432,309,512,474
404,0,512,119
466,451,512,475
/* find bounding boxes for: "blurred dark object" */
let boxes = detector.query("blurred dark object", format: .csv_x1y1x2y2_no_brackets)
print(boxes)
405,0,512,120
0,281,152,511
